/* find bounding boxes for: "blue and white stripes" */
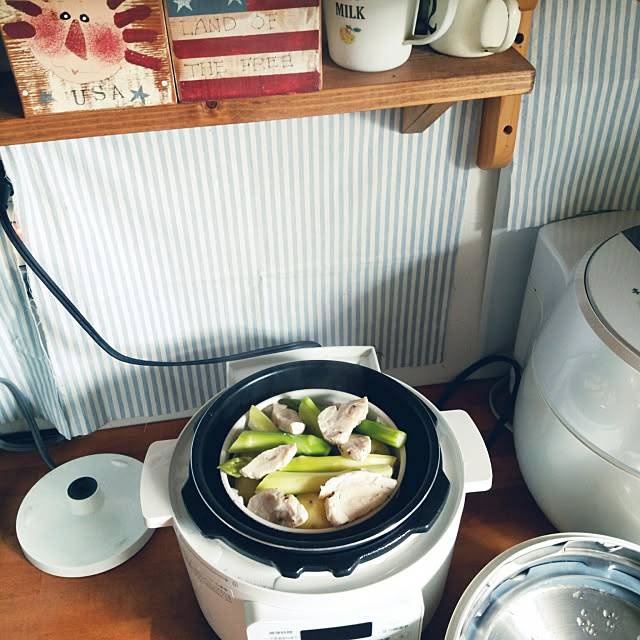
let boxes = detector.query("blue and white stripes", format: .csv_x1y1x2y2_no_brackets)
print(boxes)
0,229,68,436
504,0,640,229
1,103,475,436
3,0,637,438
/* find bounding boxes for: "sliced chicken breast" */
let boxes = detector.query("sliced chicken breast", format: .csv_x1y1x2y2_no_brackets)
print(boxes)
240,444,297,479
271,402,306,434
338,434,372,463
247,488,308,527
319,469,397,526
317,396,369,445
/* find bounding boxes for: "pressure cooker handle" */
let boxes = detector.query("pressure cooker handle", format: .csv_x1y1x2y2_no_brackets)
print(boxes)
140,438,178,528
442,410,492,493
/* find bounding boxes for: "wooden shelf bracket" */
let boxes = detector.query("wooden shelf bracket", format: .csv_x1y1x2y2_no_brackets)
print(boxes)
401,0,537,170
401,102,455,134
477,0,538,169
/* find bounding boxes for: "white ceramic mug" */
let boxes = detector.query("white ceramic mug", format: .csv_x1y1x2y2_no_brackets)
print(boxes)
428,0,521,58
323,0,459,72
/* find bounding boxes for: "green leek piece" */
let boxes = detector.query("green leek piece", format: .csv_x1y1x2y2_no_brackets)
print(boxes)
217,456,253,478
355,420,407,449
255,464,394,495
370,438,391,456
282,453,396,473
297,396,322,437
228,431,331,456
247,405,279,432
234,476,260,503
278,398,302,410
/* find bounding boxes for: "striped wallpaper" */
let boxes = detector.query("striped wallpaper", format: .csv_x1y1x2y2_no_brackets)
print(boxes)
1,0,638,438
0,230,67,434
503,0,640,229
1,104,475,437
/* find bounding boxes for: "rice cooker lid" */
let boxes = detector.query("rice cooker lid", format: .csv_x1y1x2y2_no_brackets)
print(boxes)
184,360,450,578
447,533,640,639
585,226,640,358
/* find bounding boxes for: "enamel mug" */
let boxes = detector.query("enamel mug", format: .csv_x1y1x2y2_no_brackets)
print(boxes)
323,0,459,72
428,0,521,57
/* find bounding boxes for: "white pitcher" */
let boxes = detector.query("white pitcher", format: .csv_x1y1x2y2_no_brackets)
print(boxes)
323,0,459,72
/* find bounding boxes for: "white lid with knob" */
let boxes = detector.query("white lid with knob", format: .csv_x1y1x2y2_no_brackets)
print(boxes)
16,453,153,577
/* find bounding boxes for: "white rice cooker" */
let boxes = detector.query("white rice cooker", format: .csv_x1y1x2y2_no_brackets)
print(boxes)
513,218,640,542
140,347,492,640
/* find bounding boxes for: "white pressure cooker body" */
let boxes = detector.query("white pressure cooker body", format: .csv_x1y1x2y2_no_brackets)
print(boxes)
514,226,640,542
141,356,492,640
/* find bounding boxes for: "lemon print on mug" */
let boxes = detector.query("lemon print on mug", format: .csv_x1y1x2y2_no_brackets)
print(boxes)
339,24,361,44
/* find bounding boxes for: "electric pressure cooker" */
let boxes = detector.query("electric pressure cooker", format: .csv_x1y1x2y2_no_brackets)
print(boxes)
141,347,492,640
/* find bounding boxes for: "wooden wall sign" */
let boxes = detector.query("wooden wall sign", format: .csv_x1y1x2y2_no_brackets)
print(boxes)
0,0,176,116
165,0,321,102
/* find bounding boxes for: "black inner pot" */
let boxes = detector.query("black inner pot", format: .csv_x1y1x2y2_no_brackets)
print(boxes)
184,360,450,578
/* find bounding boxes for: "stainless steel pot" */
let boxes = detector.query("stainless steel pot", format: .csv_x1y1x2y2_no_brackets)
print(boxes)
446,532,640,639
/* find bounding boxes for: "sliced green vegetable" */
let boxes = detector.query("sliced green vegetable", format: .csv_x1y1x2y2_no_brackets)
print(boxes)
234,476,260,503
369,438,391,456
282,453,396,473
278,397,302,410
228,431,331,456
256,464,394,494
355,420,407,449
247,405,279,432
217,456,254,478
298,396,322,437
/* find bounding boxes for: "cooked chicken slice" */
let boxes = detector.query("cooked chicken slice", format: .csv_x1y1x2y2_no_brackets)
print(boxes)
317,396,369,445
271,402,306,434
338,434,372,463
240,444,297,479
247,488,308,527
319,470,397,526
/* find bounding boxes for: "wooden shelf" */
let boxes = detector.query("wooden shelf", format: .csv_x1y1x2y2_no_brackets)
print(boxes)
0,47,534,148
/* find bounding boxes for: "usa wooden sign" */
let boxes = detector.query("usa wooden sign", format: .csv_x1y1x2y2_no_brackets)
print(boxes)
0,0,176,116
164,0,322,102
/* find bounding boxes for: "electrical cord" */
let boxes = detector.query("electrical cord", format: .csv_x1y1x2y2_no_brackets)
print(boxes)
0,165,320,367
0,378,56,469
488,374,514,432
1,162,521,461
0,157,320,467
436,354,522,449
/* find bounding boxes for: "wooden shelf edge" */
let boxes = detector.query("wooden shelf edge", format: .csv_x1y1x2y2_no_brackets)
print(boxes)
0,48,534,147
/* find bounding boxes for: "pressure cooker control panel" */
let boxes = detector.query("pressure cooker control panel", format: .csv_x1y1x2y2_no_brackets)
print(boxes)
245,596,423,640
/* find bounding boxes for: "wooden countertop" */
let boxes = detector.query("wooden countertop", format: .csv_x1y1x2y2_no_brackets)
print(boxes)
1,379,554,639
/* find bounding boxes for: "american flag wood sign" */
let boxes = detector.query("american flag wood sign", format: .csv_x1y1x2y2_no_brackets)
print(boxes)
0,0,176,116
164,0,321,102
